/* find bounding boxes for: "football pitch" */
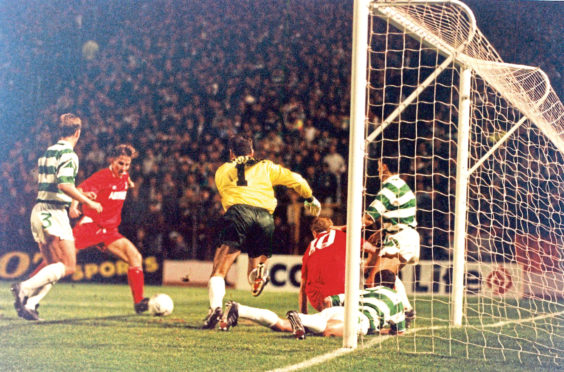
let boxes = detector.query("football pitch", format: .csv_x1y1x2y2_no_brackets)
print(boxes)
0,282,560,371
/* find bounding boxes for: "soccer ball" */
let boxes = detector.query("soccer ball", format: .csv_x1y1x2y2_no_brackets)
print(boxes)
148,293,174,316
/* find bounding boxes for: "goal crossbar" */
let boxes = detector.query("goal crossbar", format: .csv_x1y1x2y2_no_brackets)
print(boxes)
370,0,564,153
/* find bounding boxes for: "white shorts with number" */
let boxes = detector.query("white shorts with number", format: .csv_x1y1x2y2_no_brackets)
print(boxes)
30,203,74,244
380,227,420,264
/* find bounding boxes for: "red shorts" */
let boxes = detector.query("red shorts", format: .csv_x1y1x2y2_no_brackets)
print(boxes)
73,220,123,251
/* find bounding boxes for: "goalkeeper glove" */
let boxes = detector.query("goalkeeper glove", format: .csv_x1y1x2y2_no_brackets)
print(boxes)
304,196,322,217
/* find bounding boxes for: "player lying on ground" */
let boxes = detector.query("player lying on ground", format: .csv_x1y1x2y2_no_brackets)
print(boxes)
218,270,406,339
27,144,150,314
12,113,103,321
203,135,321,329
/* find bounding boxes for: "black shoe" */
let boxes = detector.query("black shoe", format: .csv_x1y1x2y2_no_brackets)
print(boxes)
10,283,28,315
219,301,239,331
202,307,222,329
134,298,150,314
286,311,306,340
388,320,405,336
19,306,40,321
405,309,416,328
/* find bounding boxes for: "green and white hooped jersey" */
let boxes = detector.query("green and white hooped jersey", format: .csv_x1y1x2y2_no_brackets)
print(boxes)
36,140,78,207
329,286,406,334
366,174,417,232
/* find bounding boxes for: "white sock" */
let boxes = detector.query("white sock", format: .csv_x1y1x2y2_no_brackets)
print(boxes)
395,276,412,311
299,313,328,334
238,304,280,328
208,276,225,309
25,283,53,310
21,262,65,294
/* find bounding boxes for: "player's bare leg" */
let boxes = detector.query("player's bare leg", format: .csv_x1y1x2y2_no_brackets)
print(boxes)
366,252,402,286
248,255,269,297
322,319,344,337
364,251,381,287
211,244,241,277
39,236,77,275
13,236,75,320
271,318,293,333
106,238,148,313
204,244,240,329
392,261,415,327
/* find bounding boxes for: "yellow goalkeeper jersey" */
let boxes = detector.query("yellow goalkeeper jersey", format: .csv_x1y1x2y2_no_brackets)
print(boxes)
215,156,313,214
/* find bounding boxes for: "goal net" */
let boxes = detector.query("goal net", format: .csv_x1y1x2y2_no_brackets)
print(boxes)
346,0,564,365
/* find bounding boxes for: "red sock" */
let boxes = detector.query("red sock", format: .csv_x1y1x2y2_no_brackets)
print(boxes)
127,266,145,304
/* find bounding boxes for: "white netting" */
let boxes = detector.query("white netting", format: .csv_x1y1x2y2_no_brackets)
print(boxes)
372,0,564,150
361,0,564,365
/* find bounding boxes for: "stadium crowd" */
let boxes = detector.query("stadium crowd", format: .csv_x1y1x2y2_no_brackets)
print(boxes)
0,0,561,262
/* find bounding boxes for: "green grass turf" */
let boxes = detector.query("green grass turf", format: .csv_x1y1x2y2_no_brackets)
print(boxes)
0,282,561,371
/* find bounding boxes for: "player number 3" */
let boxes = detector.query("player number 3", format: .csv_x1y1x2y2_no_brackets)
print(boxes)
40,211,53,228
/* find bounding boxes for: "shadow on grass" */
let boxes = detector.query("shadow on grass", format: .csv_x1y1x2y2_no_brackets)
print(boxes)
0,313,203,330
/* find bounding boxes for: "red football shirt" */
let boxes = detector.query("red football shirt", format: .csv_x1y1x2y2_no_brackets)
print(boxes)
301,229,348,308
79,168,129,229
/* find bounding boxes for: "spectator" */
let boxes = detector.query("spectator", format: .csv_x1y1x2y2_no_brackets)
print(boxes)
316,163,338,204
0,0,559,268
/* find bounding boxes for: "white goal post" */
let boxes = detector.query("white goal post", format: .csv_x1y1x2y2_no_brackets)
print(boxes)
345,0,564,364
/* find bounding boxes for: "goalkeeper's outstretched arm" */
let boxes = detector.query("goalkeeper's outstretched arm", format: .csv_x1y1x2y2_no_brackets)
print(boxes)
304,196,321,216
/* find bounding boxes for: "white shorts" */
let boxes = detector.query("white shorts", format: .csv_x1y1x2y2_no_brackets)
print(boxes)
30,203,74,244
321,306,370,336
380,227,420,264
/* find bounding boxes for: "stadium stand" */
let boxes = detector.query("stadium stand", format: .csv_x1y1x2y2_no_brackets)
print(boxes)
0,0,561,261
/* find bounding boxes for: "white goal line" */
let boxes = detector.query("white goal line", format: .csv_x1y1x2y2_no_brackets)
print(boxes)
268,311,564,372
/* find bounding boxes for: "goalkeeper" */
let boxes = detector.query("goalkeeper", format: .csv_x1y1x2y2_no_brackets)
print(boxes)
203,135,321,329
219,270,406,338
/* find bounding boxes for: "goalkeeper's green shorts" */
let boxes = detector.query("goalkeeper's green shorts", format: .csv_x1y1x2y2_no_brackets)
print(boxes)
216,204,274,258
